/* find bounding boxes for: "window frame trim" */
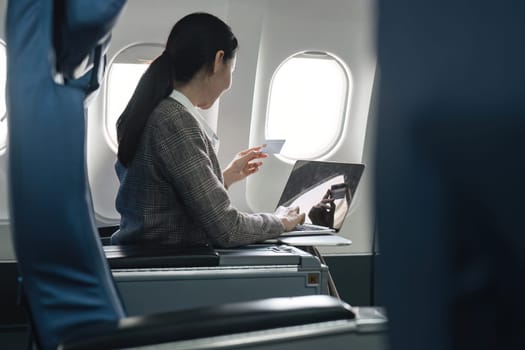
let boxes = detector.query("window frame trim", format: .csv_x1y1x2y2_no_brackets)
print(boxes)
103,42,164,152
264,50,352,162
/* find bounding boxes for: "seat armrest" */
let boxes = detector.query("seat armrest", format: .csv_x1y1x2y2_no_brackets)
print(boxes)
61,295,355,350
104,245,220,268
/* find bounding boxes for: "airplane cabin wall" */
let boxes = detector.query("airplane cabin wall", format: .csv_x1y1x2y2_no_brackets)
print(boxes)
0,0,377,258
239,0,377,254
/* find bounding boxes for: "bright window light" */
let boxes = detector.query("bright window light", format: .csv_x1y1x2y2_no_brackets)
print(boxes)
106,63,149,148
266,52,351,159
0,42,7,154
104,43,163,150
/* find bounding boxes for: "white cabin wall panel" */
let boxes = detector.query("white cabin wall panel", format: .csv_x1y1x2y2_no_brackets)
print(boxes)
215,0,268,211
325,62,377,255
334,69,379,256
245,0,377,253
247,0,375,210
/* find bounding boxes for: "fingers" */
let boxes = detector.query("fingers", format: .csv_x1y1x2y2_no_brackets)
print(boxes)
245,161,263,174
275,205,302,217
290,208,304,225
239,145,266,156
282,206,300,216
238,145,260,155
277,207,306,231
299,213,306,225
253,151,268,160
274,206,286,216
291,213,305,227
240,150,267,164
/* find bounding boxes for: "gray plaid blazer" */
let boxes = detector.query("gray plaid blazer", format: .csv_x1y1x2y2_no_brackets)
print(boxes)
112,97,284,247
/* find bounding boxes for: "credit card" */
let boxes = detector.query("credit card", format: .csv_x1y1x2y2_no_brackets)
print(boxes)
261,139,286,154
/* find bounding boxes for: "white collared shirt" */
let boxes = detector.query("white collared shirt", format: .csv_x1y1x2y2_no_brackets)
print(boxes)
169,89,220,152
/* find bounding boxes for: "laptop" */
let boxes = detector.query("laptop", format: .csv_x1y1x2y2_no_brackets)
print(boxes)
275,160,365,237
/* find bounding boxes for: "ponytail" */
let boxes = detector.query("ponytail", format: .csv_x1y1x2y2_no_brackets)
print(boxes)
116,51,173,166
116,13,238,167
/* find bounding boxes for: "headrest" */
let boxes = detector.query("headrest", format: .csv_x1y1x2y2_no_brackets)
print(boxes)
53,0,126,93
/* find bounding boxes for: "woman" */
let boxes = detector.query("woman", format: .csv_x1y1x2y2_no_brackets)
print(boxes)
112,12,304,247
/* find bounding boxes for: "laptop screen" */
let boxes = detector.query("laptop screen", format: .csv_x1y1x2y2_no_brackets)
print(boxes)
276,161,365,231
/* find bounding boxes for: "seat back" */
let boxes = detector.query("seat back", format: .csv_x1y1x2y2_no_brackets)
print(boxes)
375,1,525,349
6,1,126,349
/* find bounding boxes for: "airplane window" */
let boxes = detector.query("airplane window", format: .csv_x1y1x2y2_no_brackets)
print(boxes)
266,51,351,160
105,43,163,150
0,42,7,155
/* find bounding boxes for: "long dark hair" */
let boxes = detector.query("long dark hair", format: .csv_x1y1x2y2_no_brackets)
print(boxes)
116,13,238,166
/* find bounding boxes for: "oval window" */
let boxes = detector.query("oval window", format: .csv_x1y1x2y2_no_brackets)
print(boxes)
266,51,351,159
104,43,164,150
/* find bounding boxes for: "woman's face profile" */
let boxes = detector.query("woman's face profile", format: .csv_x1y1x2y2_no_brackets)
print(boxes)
215,52,236,94
200,52,236,109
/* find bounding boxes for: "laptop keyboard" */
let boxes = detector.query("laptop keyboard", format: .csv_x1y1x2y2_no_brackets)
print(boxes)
294,223,330,231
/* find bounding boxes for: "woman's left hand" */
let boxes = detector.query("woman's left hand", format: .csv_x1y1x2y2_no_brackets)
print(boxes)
223,145,268,189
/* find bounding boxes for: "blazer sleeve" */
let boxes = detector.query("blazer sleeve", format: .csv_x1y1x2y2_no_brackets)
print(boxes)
152,110,284,248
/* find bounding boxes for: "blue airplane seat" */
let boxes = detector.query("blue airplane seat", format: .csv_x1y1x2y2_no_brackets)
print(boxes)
53,0,126,81
6,0,127,349
375,1,525,350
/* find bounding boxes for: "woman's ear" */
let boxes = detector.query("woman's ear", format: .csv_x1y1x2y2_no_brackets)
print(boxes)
213,50,225,73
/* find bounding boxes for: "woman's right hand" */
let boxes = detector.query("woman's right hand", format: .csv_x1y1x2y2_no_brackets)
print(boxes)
274,206,306,231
